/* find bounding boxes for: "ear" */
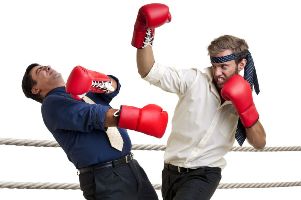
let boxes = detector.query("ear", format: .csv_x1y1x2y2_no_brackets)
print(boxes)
238,58,247,72
31,86,40,95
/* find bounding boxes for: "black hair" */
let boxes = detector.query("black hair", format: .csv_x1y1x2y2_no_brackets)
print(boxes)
22,63,44,103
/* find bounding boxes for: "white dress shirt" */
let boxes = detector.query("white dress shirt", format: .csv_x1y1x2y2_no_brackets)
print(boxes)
143,63,239,169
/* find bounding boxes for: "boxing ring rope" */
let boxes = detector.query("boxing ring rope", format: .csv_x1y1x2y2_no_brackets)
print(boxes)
1,181,301,190
2,137,301,152
1,137,301,190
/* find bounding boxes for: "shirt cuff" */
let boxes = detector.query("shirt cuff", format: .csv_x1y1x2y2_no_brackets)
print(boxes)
143,62,166,84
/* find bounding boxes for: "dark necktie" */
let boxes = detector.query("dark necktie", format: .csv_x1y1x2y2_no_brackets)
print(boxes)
235,52,260,146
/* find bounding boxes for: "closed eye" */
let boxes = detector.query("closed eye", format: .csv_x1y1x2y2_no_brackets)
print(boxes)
36,66,43,75
221,64,229,70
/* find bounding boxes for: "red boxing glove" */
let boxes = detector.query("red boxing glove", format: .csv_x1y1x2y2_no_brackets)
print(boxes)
132,3,171,48
221,74,259,127
117,104,168,138
66,66,114,100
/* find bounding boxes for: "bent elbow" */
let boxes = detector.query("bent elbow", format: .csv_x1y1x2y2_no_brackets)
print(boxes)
138,68,150,78
253,140,266,150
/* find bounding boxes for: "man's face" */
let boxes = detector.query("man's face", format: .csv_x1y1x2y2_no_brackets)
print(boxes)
211,50,242,90
30,65,65,96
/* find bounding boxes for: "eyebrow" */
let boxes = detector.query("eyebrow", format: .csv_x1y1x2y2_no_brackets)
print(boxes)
212,62,230,67
221,63,229,66
213,63,230,67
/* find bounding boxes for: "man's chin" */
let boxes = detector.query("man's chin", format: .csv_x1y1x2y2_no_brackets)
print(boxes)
53,73,62,79
216,82,224,89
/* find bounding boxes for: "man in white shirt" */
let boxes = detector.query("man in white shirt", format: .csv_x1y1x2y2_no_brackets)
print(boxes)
131,3,266,200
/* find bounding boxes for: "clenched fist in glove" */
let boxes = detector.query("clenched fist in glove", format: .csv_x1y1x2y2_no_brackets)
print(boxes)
117,104,168,138
221,74,259,128
66,66,114,100
132,3,171,48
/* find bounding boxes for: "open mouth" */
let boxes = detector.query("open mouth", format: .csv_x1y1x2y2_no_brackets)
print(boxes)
216,77,225,85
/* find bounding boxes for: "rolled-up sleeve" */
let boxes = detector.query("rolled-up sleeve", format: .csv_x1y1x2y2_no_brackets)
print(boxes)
143,62,167,84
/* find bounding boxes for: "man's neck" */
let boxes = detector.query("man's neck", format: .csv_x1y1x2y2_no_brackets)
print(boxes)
213,81,225,104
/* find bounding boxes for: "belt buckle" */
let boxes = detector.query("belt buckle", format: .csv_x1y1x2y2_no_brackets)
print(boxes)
125,154,132,163
178,166,189,173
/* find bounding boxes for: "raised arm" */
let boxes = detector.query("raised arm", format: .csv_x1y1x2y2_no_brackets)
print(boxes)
131,3,171,77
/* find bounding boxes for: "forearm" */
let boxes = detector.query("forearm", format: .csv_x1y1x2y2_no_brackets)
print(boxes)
246,120,266,149
137,46,155,78
104,108,119,127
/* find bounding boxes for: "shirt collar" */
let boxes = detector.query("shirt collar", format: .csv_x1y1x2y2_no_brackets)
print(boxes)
202,67,214,82
45,86,66,97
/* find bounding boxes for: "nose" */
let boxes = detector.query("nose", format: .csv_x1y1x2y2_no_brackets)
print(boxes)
214,66,223,76
42,65,51,71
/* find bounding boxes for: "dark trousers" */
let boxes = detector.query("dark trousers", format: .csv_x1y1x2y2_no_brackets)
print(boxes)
79,159,158,200
161,165,221,200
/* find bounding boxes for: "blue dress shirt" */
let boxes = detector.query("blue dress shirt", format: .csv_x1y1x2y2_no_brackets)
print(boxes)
41,76,131,169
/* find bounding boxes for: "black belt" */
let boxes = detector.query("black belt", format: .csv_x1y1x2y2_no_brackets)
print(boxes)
164,163,200,173
79,153,133,174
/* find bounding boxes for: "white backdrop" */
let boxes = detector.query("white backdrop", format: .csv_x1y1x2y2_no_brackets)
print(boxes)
1,0,301,199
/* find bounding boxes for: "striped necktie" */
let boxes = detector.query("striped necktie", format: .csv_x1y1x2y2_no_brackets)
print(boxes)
235,52,260,146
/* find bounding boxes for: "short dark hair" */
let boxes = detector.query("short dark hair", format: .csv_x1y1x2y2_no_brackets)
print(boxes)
22,63,44,103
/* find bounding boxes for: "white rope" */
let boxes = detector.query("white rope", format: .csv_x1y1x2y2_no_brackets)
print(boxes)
217,181,301,189
132,144,166,151
0,181,79,190
0,138,59,147
2,137,301,191
1,181,301,190
1,138,301,152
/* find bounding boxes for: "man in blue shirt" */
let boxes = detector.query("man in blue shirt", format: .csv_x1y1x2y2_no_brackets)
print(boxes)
22,63,166,200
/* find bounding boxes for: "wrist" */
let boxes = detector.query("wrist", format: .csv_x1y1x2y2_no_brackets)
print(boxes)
113,109,120,123
104,109,120,127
